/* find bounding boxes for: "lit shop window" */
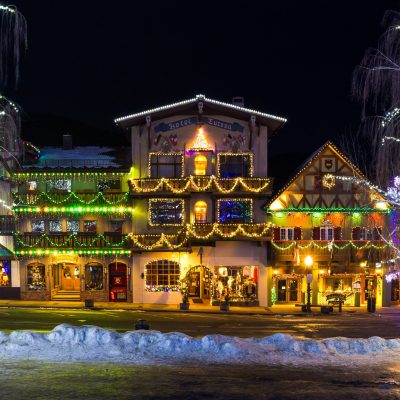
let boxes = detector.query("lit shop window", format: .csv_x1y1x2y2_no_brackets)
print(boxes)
145,259,180,292
85,263,103,290
218,199,252,224
149,199,184,226
27,263,46,290
194,201,207,223
0,260,11,287
194,155,207,176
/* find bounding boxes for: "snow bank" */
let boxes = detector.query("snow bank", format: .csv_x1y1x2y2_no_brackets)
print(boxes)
0,324,399,365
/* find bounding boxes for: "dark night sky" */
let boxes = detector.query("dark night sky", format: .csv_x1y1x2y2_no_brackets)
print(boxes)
6,0,400,180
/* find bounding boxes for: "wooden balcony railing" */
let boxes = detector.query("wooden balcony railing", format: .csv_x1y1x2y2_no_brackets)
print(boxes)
129,176,272,195
15,232,131,249
13,191,129,207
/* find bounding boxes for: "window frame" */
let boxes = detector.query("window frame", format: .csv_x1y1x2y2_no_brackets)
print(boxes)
84,263,104,291
217,152,253,178
217,198,253,224
320,226,334,241
280,227,294,241
148,198,185,226
360,227,374,241
148,152,184,178
145,259,180,291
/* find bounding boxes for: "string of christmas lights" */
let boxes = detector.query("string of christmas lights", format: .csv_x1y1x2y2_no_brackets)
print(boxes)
271,240,388,251
14,205,133,214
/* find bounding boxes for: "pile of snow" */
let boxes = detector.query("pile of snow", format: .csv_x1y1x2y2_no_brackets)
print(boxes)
0,324,399,365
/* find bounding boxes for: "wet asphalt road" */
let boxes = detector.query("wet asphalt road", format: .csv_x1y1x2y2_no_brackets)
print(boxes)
0,307,399,338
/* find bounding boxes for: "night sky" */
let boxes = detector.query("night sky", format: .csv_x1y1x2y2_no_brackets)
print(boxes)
6,0,400,181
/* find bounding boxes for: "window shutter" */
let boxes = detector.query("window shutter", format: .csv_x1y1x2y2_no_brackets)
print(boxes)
313,227,320,240
294,227,302,240
273,228,280,241
373,227,382,240
334,227,341,240
352,227,361,240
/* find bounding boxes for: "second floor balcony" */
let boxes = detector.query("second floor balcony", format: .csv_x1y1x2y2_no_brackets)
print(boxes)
0,216,15,235
129,176,273,196
15,232,131,250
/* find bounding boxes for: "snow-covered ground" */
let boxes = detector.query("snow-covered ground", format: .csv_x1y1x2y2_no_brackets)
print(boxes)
0,324,399,365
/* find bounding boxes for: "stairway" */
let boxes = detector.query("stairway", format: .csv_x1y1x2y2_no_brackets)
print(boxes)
52,290,80,301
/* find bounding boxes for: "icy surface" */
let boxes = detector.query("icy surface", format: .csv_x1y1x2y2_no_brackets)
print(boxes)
0,324,400,365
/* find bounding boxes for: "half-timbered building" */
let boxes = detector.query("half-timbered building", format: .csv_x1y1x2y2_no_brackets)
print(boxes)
266,142,391,307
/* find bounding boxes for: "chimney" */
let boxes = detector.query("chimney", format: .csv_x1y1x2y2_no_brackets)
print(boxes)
232,96,245,107
62,134,73,150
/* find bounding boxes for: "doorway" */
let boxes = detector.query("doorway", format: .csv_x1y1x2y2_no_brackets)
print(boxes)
109,262,128,302
186,265,211,300
277,278,300,303
61,263,80,291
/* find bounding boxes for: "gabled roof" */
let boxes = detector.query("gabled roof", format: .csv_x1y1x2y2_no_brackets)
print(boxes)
115,94,287,133
265,141,370,209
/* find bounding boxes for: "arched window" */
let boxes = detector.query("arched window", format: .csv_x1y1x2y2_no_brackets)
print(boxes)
27,262,46,290
194,154,207,176
194,201,207,223
85,262,103,290
145,259,180,292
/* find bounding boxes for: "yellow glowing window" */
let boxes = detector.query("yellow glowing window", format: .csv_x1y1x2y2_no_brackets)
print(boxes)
194,155,207,176
194,201,207,223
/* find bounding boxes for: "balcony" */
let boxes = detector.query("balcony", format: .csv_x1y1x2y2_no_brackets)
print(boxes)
15,232,131,250
129,176,272,195
271,240,388,263
14,191,129,207
131,223,273,251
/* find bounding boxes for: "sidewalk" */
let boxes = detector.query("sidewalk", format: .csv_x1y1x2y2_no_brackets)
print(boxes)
0,299,386,315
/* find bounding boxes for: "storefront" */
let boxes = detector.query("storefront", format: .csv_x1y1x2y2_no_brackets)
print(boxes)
211,265,259,306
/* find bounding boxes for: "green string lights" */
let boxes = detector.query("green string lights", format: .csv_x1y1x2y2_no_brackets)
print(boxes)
271,240,388,251
267,207,390,214
15,249,131,256
13,191,129,206
14,233,130,248
14,205,133,214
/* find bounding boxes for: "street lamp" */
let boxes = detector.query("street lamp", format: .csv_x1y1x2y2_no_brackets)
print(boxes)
304,255,313,312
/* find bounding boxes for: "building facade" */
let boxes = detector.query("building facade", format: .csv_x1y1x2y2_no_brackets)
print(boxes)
116,94,286,307
266,142,391,307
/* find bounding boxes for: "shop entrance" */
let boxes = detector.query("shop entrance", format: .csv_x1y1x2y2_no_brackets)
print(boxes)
186,265,211,300
109,262,128,302
60,263,80,291
277,278,300,303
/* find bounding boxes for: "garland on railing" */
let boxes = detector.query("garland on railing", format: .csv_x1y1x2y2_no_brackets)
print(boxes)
129,223,274,250
14,233,130,248
13,191,129,206
271,240,388,251
129,175,272,194
15,249,131,256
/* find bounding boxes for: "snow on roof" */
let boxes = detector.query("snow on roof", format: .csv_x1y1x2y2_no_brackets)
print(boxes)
23,146,121,169
0,324,399,365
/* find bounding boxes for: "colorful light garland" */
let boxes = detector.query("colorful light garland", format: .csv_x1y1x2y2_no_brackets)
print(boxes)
13,171,128,182
129,175,271,194
271,240,388,251
14,206,133,214
267,207,390,214
13,191,129,206
15,249,131,256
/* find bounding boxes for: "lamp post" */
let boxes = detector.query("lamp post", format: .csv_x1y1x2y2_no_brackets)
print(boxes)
304,255,313,312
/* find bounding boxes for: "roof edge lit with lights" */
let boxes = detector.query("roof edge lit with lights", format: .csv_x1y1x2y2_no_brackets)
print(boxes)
114,94,287,124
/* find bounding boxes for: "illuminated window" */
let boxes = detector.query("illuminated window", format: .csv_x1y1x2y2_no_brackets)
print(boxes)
27,181,37,191
47,179,72,192
149,199,184,225
27,263,46,290
218,200,252,223
83,220,97,233
49,220,62,233
280,228,294,241
66,220,79,233
85,263,103,290
194,154,207,175
31,220,45,233
194,201,207,223
0,260,11,287
145,259,180,291
320,227,334,241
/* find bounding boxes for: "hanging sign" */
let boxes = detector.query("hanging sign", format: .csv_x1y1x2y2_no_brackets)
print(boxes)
154,117,245,133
